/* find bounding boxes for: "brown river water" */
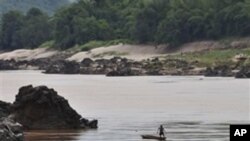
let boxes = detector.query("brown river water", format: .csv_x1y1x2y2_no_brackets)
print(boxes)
0,70,249,141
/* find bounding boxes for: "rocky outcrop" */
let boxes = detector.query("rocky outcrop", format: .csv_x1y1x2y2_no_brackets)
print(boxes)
0,85,98,141
11,85,98,130
43,57,196,77
0,118,24,141
0,101,11,118
2,55,250,78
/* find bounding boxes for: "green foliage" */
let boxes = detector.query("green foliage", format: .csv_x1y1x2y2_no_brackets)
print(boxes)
154,0,250,46
38,40,55,48
78,40,109,51
53,0,250,49
171,48,250,67
0,11,24,50
71,39,133,52
53,0,140,49
93,51,129,58
19,8,53,49
0,8,53,50
2,0,250,50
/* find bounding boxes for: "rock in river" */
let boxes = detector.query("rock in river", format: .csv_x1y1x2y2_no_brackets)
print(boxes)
11,85,98,130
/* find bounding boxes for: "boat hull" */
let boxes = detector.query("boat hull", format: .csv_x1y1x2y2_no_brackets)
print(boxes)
141,135,166,140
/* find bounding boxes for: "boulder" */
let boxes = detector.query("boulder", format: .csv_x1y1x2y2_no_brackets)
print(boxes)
81,58,94,67
0,118,24,141
11,85,98,130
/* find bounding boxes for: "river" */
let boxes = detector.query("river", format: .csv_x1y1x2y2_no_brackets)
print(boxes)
0,70,249,141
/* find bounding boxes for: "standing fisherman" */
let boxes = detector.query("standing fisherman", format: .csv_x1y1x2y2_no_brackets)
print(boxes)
157,125,166,137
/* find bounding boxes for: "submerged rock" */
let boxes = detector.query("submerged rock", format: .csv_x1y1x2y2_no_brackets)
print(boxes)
0,118,24,141
11,85,98,130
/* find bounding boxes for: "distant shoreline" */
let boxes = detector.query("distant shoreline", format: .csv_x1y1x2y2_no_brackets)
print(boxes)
1,38,250,78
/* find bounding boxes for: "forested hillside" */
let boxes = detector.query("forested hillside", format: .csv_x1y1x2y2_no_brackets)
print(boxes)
1,0,250,50
0,0,71,15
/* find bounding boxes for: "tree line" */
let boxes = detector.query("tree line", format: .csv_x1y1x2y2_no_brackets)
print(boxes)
1,0,250,50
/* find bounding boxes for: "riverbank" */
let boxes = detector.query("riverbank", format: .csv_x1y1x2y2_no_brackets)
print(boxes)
0,50,250,78
1,39,250,78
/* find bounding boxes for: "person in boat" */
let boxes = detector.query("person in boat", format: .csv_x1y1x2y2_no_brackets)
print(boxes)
157,125,166,137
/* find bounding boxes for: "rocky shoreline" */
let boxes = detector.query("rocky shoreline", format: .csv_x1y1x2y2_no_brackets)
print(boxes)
1,56,250,78
0,85,98,141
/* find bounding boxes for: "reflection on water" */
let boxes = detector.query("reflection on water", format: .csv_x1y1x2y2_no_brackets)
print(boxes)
0,71,249,141
25,130,84,141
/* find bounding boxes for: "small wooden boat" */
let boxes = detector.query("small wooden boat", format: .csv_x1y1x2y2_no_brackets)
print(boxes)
141,135,166,140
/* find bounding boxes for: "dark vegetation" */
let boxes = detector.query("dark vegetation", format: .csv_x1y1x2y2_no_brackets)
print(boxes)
1,0,250,50
0,0,70,15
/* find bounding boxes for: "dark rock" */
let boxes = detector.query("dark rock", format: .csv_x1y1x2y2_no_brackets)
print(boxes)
87,120,98,128
80,119,98,129
110,57,122,63
235,66,250,78
81,58,94,67
106,67,141,76
121,58,128,63
0,101,11,118
45,60,80,74
11,85,97,130
106,70,120,76
146,70,164,76
204,65,233,77
95,59,110,66
29,58,51,70
0,60,18,70
204,67,218,76
0,118,24,141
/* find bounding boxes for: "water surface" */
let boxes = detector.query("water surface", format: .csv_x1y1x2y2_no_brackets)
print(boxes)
0,71,249,141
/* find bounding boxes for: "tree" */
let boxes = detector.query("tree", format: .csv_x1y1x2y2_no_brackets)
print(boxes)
20,8,53,48
0,11,24,50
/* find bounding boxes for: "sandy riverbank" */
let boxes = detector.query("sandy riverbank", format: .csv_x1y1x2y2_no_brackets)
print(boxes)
0,41,231,62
